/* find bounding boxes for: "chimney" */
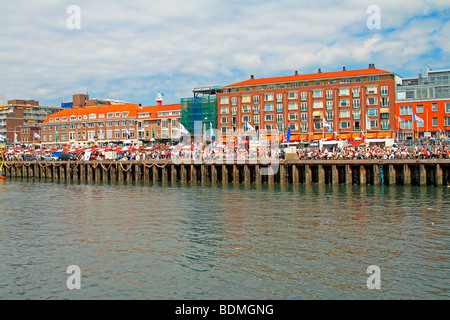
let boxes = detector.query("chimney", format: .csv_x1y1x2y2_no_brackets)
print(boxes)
250,75,254,79
318,68,322,73
295,70,298,75
343,66,346,71
156,92,163,106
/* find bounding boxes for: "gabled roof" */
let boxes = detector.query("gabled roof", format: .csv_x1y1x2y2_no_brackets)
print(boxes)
225,68,392,88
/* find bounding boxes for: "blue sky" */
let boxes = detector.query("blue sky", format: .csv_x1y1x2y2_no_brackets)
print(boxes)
0,0,449,107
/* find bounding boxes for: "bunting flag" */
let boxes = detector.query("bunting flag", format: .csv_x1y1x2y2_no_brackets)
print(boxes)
286,126,291,142
0,134,5,141
245,121,255,132
180,123,189,135
323,118,332,132
366,114,371,130
34,132,41,140
413,113,424,123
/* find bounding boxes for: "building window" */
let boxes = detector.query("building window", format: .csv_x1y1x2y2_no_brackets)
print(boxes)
400,105,413,116
221,126,229,134
443,102,450,114
288,113,298,121
220,97,229,105
432,117,438,127
353,110,360,120
401,120,413,130
353,99,360,109
301,113,308,122
416,105,424,113
231,97,237,106
313,90,323,98
326,90,333,99
313,100,323,109
265,104,274,112
253,115,260,124
340,121,350,129
368,108,378,117
300,92,307,101
326,112,333,121
220,107,229,114
370,120,379,128
352,88,360,97
289,123,298,130
340,99,350,107
367,97,378,105
242,105,251,113
277,104,283,113
276,94,283,103
288,91,298,100
381,97,389,107
340,110,350,118
301,102,307,111
221,117,229,124
432,103,438,112
381,86,388,95
231,107,237,115
444,117,450,126
326,101,333,110
253,96,259,104
265,114,274,122
277,114,283,123
288,102,298,110
264,93,274,102
301,123,308,133
242,115,251,123
339,88,350,96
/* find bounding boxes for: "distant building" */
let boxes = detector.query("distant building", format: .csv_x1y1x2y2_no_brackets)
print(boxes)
395,67,450,140
0,99,61,145
41,94,181,147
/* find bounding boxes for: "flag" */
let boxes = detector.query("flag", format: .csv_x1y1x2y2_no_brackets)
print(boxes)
245,121,255,132
286,126,291,142
124,128,130,139
323,118,331,132
14,133,18,143
180,124,189,135
0,134,5,141
366,114,371,130
151,127,155,139
34,132,41,140
413,113,424,123
55,131,59,142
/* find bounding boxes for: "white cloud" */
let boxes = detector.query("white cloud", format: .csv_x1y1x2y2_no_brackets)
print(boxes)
0,0,449,106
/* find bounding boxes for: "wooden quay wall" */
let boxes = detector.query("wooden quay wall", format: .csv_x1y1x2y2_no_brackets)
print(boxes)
2,159,450,187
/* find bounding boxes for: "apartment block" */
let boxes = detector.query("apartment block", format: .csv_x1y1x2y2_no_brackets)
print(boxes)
216,65,400,144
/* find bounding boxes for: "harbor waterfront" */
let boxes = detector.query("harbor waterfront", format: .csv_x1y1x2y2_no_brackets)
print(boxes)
0,178,448,300
1,159,450,186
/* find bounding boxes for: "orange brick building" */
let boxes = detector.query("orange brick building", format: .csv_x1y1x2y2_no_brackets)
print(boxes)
216,65,400,145
41,94,181,147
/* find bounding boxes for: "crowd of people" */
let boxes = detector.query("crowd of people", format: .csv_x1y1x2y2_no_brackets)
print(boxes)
2,143,450,162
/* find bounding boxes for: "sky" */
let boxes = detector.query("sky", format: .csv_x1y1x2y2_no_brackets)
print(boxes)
0,0,449,107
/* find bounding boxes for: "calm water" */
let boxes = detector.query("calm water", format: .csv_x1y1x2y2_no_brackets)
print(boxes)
0,178,448,300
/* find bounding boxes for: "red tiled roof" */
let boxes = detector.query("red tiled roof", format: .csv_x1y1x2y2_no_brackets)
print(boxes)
225,68,391,87
138,103,181,120
43,104,141,123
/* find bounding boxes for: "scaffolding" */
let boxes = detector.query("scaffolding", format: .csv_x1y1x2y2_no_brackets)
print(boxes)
180,96,218,136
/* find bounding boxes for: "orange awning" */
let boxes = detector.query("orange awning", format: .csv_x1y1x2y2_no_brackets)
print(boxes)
310,134,323,141
365,132,378,139
377,131,393,139
337,133,352,140
351,132,362,139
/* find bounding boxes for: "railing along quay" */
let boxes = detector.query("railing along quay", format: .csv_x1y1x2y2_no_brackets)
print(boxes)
2,159,450,186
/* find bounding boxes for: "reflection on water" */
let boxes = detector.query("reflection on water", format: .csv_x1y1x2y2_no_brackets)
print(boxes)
0,179,448,299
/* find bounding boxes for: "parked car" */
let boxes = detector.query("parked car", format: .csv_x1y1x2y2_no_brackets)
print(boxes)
42,154,58,161
24,154,36,161
58,153,77,161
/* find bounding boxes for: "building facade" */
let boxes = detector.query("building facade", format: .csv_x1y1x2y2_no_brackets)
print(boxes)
41,95,181,147
0,99,61,145
216,65,400,145
395,67,450,140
